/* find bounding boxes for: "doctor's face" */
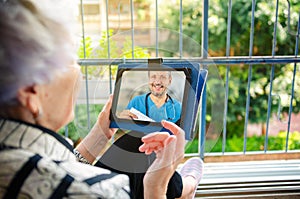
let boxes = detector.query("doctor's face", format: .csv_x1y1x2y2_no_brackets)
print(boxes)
148,71,172,97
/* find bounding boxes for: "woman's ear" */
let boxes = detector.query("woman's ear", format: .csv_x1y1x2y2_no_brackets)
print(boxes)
17,85,42,118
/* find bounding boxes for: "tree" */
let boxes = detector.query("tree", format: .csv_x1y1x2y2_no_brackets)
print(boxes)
158,0,300,138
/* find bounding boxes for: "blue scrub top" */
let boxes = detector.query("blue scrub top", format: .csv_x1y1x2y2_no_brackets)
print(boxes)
126,93,181,123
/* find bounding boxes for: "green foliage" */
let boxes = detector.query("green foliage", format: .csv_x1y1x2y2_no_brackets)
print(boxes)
185,131,300,153
159,0,299,56
159,0,300,128
185,139,200,154
277,131,300,150
77,30,150,80
122,37,151,58
158,0,202,57
95,30,119,59
77,36,93,58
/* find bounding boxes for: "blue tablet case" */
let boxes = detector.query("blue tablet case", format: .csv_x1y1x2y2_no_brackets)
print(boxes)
110,60,207,140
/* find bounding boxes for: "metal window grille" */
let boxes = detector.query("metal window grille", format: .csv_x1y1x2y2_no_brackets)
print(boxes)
75,0,300,159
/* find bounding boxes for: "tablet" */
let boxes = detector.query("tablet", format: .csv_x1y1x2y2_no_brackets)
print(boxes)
110,59,207,140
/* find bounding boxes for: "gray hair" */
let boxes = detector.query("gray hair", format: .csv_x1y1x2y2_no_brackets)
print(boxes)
0,0,76,105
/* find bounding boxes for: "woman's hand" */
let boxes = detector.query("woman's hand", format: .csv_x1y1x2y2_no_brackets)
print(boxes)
75,95,117,164
96,95,117,140
139,120,185,199
118,110,138,120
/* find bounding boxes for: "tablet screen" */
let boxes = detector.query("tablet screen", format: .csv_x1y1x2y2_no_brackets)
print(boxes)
110,62,207,140
116,69,187,121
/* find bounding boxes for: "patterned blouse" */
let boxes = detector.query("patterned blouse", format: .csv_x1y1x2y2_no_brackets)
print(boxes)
0,119,130,199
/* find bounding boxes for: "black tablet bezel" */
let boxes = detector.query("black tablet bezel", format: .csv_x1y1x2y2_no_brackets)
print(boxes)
109,61,207,140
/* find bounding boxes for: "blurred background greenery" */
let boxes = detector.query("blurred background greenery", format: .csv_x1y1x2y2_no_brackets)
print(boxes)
59,0,300,153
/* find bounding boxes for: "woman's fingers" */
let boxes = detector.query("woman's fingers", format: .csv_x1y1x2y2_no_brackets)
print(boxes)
97,95,117,139
118,110,138,119
102,95,113,115
140,122,185,162
139,133,176,155
97,95,113,124
128,112,138,119
141,132,170,143
162,120,185,162
142,122,185,196
146,135,176,157
161,120,182,136
140,121,185,156
139,141,164,150
141,121,184,143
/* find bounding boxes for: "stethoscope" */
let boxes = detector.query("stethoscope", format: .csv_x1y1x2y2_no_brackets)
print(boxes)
145,92,175,121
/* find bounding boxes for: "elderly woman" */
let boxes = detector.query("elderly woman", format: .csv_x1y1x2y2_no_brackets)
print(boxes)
0,0,202,198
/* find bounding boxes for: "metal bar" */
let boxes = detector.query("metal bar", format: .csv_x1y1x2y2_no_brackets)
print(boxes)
243,66,252,153
155,0,159,57
265,0,279,153
243,0,256,154
286,12,300,152
201,1,208,58
223,67,230,154
80,0,86,59
130,0,135,58
78,56,300,66
286,0,298,37
199,87,207,159
225,0,233,57
223,0,233,154
105,0,113,108
265,66,275,152
271,0,279,57
200,0,209,159
80,0,91,130
105,0,111,59
179,0,183,58
249,0,256,56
